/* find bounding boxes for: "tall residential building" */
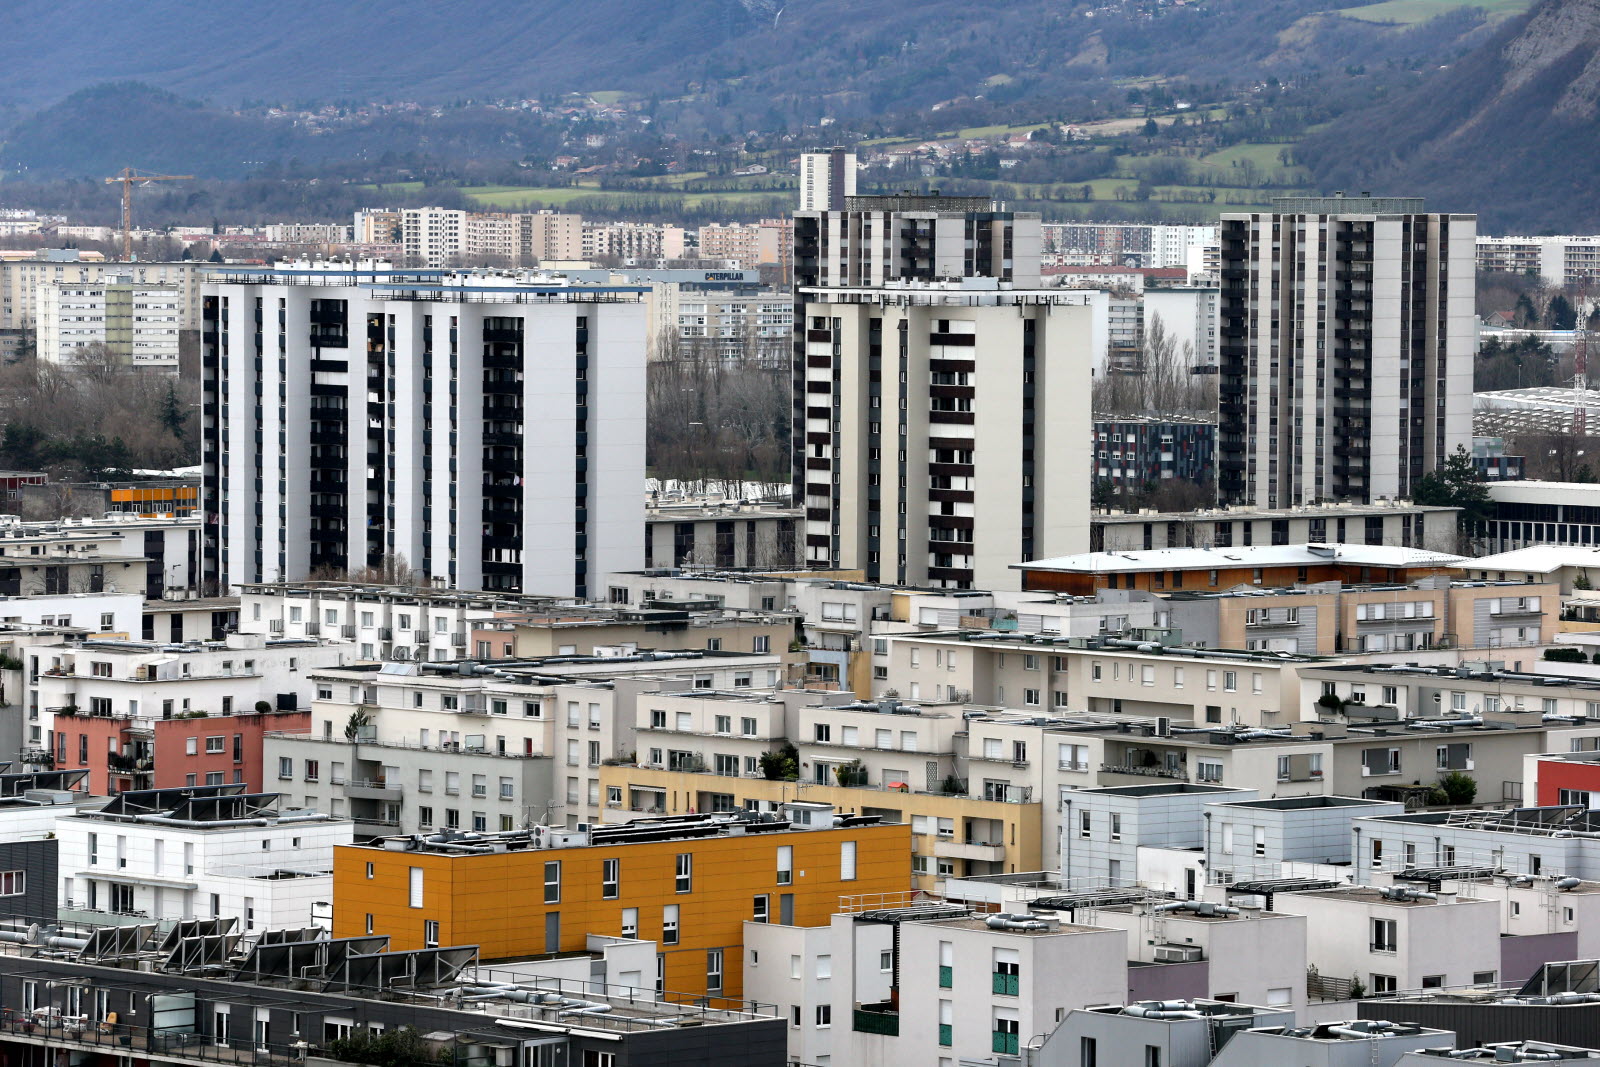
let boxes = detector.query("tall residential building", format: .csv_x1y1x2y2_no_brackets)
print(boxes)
200,261,646,597
401,207,465,266
799,147,857,211
795,193,1043,289
793,195,1081,590
1217,195,1474,507
34,277,182,368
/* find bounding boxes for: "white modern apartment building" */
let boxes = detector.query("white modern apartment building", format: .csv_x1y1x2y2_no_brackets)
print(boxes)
799,148,857,212
56,785,351,931
1218,195,1475,507
829,903,1128,1067
35,277,182,367
200,262,646,598
581,222,687,263
237,581,576,661
1272,884,1503,994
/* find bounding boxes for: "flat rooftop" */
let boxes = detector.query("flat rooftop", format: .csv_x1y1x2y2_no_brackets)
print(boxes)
360,810,886,856
1015,543,1466,574
1297,887,1456,907
1216,796,1394,811
919,915,1101,937
1079,783,1245,798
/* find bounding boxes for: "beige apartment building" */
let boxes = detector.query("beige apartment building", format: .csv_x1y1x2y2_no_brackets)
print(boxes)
1166,578,1559,655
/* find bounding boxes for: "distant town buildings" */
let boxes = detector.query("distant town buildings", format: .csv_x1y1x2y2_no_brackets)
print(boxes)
1477,233,1600,288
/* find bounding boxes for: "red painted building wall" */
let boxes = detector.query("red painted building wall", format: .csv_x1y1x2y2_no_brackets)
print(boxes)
52,713,135,796
1534,758,1600,807
152,709,311,792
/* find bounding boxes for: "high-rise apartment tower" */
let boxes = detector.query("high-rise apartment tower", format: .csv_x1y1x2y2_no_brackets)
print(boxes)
793,195,1090,591
201,262,645,597
1217,195,1474,507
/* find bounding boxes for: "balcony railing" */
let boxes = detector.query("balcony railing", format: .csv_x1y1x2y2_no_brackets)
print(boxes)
1100,763,1187,781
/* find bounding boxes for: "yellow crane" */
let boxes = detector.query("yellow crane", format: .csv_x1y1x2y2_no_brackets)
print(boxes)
103,168,192,260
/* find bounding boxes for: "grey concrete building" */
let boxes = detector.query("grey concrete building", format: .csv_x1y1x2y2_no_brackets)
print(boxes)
1203,795,1404,875
1035,1001,1294,1067
1062,783,1257,888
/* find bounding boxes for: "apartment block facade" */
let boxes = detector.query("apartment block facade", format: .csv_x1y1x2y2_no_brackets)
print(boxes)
201,263,646,597
1217,196,1474,507
793,286,1094,589
335,810,910,1000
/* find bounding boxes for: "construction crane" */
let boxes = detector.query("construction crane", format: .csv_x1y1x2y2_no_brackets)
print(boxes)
103,168,192,260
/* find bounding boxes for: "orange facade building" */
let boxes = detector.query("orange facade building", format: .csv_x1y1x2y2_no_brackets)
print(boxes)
333,809,910,1001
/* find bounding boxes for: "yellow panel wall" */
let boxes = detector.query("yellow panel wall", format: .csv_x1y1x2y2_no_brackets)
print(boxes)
333,823,911,1000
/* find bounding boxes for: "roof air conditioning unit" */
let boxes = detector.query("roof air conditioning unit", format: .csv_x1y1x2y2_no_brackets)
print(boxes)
1152,944,1204,963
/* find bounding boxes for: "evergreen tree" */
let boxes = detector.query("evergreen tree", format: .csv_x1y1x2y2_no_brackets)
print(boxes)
1412,444,1491,533
1549,293,1578,331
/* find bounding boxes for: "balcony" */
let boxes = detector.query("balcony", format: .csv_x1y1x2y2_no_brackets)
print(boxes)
852,1004,899,1036
345,777,402,801
1101,762,1187,782
933,839,1006,863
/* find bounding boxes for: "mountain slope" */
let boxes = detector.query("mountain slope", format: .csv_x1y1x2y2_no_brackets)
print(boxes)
0,0,761,107
0,0,1496,110
1299,0,1600,231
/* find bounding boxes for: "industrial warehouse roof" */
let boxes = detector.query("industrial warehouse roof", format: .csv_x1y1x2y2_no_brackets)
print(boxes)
1013,543,1466,574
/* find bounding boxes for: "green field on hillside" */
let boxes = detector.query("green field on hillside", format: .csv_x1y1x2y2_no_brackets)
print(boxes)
1335,0,1533,24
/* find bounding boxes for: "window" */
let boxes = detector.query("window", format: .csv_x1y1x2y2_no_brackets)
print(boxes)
423,920,439,948
1371,917,1398,953
1110,814,1122,841
675,853,692,893
0,871,24,896
602,858,619,899
621,908,637,939
277,756,292,780
753,894,769,923
1371,974,1397,995
1082,1037,1098,1067
662,905,679,945
880,950,893,972
777,845,793,884
1079,809,1092,838
841,840,857,880
544,861,561,903
408,867,424,908
707,949,724,993
816,954,832,979
187,737,199,756
814,1004,831,1028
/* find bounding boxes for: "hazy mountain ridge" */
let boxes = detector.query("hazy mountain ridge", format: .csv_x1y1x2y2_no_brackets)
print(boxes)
1300,0,1600,231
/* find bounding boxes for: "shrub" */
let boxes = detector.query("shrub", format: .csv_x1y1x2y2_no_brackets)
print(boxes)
1544,647,1588,663
254,699,273,713
1438,771,1478,805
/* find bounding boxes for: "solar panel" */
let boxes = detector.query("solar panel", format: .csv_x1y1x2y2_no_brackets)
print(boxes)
162,933,241,971
257,927,325,946
77,923,157,960
233,935,388,983
328,946,477,992
159,917,237,952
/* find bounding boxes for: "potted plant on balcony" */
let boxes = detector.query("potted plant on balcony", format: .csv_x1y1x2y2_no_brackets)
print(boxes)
834,759,868,787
